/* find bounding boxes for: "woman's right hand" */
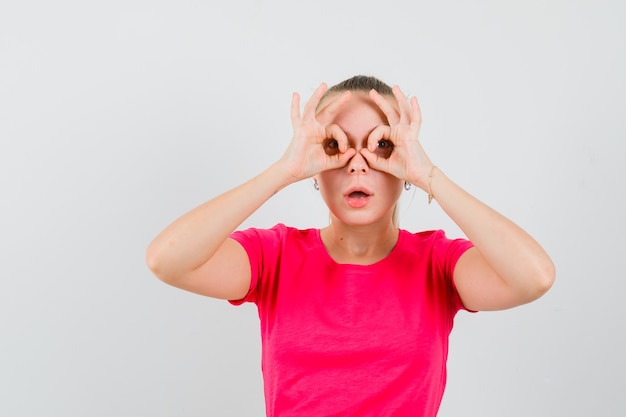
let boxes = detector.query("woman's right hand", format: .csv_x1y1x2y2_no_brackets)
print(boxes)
279,83,356,182
147,83,356,300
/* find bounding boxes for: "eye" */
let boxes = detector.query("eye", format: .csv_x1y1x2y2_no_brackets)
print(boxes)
374,139,394,158
324,139,340,156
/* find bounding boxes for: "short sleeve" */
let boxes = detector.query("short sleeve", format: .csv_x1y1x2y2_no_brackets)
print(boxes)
430,231,474,312
227,224,285,305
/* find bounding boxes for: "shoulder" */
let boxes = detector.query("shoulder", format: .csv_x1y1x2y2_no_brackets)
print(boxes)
398,228,473,262
231,223,319,247
398,229,453,247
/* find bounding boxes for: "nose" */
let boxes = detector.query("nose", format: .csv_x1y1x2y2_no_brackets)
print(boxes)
347,150,368,174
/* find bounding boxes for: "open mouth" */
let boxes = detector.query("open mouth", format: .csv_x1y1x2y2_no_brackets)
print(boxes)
345,187,373,208
348,191,370,199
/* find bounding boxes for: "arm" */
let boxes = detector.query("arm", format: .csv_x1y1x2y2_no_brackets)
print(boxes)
363,86,555,311
145,163,291,300
429,167,555,311
145,84,355,299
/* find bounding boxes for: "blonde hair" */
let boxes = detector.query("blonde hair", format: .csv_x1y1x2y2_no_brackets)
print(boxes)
324,74,393,97
392,204,400,227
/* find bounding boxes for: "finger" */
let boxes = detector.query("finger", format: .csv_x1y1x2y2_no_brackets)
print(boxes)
326,124,349,152
302,82,328,120
360,148,390,174
290,92,301,124
392,85,412,122
334,147,357,168
369,89,400,125
410,96,422,126
366,124,391,152
316,90,351,124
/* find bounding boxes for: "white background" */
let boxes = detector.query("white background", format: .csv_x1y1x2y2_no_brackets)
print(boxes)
1,0,624,416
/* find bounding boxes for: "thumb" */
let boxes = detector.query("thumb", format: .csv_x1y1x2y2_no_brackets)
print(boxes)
360,148,390,174
331,147,357,169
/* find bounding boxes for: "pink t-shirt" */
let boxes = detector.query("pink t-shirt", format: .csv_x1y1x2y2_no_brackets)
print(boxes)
230,223,473,417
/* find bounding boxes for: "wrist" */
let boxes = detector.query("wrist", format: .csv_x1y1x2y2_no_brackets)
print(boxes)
426,165,437,204
409,164,438,203
268,159,303,190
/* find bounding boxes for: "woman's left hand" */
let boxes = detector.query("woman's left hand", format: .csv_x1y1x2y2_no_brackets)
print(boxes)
361,86,434,191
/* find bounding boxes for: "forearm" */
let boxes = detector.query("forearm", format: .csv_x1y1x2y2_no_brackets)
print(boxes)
428,167,555,292
146,85,357,283
146,161,293,279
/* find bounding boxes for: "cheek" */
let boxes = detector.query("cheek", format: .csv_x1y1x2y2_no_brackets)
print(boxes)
316,173,339,202
383,175,404,196
317,170,340,189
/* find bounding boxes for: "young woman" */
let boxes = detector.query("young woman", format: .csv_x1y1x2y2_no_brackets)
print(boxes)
146,75,555,416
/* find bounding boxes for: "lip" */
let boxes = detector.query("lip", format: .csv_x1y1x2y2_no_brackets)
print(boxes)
344,186,373,208
344,185,373,196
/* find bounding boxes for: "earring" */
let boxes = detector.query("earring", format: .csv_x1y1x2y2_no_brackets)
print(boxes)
404,181,412,191
314,180,320,191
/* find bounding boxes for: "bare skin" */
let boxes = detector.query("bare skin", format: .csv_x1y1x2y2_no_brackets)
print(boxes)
146,83,555,311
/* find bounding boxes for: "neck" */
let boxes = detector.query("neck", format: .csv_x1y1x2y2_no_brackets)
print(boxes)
320,219,399,265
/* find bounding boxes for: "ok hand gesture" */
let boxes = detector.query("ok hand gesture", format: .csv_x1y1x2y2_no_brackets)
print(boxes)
361,86,434,191
279,83,356,182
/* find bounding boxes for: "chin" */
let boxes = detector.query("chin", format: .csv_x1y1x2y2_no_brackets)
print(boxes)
333,211,388,227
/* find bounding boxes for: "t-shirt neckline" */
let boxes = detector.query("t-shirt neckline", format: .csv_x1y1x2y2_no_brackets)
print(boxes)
314,228,405,268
